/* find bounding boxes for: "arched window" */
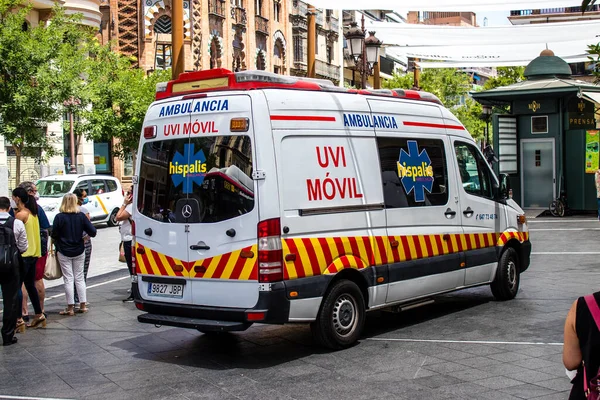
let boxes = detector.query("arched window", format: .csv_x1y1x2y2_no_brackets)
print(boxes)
154,15,172,34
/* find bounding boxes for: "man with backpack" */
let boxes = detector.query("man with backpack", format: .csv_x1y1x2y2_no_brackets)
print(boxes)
0,196,28,346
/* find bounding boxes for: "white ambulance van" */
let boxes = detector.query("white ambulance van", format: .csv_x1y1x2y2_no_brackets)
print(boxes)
132,69,531,349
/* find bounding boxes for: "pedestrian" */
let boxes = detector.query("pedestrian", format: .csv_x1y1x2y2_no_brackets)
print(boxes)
73,189,92,305
595,166,600,220
563,292,600,399
51,194,97,316
15,181,50,321
0,197,28,345
12,187,45,329
116,186,134,302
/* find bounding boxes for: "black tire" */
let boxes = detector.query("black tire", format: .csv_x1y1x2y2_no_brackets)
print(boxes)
556,200,565,217
549,200,558,217
491,247,520,301
107,208,119,227
310,279,365,350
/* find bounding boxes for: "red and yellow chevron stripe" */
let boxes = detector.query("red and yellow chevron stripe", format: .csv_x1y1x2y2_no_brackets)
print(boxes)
283,231,530,281
135,230,529,282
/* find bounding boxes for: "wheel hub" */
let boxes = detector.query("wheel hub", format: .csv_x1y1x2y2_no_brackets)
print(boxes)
507,260,517,288
332,295,357,337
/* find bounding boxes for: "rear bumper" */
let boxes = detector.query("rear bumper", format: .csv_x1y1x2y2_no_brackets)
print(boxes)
520,240,532,273
134,281,291,331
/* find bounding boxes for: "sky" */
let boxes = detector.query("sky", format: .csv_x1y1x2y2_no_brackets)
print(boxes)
476,10,512,26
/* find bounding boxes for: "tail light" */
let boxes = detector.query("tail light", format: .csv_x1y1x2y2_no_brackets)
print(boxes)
143,125,156,139
257,218,283,282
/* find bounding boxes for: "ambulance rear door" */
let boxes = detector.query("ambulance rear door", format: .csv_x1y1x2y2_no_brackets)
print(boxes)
136,97,193,305
184,94,259,308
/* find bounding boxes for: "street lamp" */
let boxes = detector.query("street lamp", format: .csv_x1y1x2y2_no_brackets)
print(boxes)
481,104,493,147
63,96,81,174
344,16,382,89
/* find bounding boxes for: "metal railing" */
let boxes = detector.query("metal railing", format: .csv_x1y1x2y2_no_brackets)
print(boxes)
510,6,600,15
315,59,339,80
327,16,339,32
255,15,269,35
231,6,247,25
291,0,307,17
208,0,225,17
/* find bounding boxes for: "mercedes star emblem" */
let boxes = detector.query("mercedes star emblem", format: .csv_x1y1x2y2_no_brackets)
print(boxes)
182,204,193,218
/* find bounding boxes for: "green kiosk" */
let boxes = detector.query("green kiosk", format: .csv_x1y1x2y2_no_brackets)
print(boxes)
473,50,600,213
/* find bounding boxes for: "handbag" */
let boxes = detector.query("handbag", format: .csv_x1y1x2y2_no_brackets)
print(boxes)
119,241,126,263
43,240,62,280
583,295,600,399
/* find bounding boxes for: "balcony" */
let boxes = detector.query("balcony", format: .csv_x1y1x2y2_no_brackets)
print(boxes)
208,0,225,18
255,15,269,35
315,60,339,81
510,6,600,15
62,0,102,28
315,9,324,26
231,6,247,26
290,0,308,31
326,15,339,32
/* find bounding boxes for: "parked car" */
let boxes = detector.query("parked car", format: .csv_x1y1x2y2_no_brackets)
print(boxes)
36,174,125,226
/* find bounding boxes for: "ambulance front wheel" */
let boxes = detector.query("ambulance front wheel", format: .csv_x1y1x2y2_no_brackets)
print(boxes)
491,247,520,301
311,279,366,350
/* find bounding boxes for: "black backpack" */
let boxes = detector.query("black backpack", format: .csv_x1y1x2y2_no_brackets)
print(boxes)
0,216,19,278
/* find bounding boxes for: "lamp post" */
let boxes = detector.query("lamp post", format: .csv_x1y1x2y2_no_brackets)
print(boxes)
344,15,382,89
63,96,81,174
481,104,493,147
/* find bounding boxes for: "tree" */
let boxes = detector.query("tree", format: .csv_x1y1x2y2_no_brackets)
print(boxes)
79,43,170,169
383,69,484,139
483,67,525,91
0,0,93,183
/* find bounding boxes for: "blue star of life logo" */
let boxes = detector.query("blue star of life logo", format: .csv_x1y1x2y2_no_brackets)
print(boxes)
170,143,207,194
397,140,434,202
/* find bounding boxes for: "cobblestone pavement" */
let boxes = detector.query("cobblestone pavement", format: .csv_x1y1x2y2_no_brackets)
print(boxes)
0,217,597,399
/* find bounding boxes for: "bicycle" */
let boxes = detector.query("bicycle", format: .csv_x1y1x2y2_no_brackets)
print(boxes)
549,190,569,217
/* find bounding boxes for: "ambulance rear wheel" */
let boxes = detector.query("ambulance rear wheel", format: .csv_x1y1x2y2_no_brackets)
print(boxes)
491,247,520,301
311,279,365,350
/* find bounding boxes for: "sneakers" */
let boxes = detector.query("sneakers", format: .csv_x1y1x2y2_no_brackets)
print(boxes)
122,296,134,303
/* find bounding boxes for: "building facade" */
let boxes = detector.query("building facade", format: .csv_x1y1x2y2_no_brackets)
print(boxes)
406,11,477,26
2,0,343,192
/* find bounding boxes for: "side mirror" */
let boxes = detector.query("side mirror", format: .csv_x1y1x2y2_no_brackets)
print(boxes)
499,173,511,200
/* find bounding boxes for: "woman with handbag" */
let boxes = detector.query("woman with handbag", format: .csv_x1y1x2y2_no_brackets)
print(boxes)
51,194,97,316
117,187,134,302
12,187,44,329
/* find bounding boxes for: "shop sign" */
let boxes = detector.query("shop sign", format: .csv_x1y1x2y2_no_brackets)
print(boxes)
513,99,557,115
569,114,596,129
586,130,600,173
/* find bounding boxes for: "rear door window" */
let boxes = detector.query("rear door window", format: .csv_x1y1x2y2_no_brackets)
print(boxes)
90,180,108,195
137,135,254,223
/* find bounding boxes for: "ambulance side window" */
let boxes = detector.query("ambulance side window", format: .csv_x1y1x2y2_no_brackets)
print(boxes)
377,137,449,208
454,142,493,199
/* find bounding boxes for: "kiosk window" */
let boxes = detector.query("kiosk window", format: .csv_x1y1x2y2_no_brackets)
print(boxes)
377,137,449,208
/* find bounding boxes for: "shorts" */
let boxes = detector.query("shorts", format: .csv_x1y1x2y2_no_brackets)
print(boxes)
35,255,47,281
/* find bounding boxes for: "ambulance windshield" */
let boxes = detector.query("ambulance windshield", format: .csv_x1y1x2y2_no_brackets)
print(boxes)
137,135,254,223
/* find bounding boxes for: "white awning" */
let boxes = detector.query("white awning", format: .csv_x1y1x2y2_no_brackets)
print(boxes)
582,92,600,105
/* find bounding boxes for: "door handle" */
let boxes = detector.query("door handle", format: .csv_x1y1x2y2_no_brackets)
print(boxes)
226,228,236,238
463,207,474,217
444,208,456,217
190,245,210,250
144,228,152,236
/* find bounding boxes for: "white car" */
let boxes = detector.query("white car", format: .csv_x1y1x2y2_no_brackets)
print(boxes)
36,174,125,226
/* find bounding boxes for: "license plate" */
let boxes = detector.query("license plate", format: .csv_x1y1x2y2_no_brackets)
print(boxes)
147,282,184,298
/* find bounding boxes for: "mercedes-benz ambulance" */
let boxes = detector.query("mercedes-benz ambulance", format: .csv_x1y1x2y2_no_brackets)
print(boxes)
132,69,531,349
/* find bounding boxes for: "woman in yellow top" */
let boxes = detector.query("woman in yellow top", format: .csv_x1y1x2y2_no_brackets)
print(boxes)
12,188,45,329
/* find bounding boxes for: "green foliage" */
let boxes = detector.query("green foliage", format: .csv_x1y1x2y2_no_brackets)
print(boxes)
78,42,170,159
382,69,482,138
587,43,600,83
483,67,525,91
0,0,94,181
